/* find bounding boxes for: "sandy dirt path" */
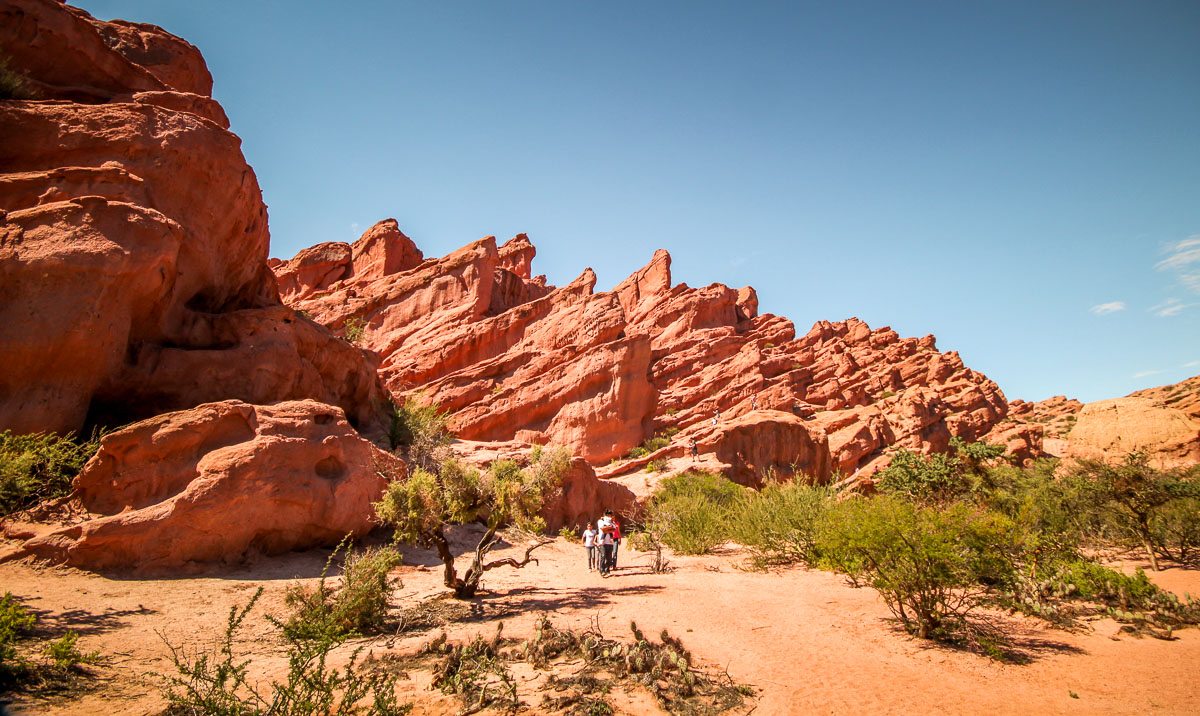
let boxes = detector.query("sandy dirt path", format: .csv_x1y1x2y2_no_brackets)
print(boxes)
2,527,1199,715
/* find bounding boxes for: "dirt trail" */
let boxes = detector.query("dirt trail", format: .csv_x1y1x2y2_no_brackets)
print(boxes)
2,527,1199,715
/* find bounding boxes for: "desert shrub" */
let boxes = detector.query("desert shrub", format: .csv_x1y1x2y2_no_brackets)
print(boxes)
817,496,1016,639
1,592,36,683
161,588,409,716
0,430,103,516
727,482,833,567
645,459,669,473
423,624,517,712
661,427,681,438
283,541,401,641
875,449,966,504
342,316,367,344
1152,496,1200,565
972,460,1101,567
878,390,897,400
386,395,451,470
558,526,579,543
0,54,38,100
2,593,103,694
1007,557,1200,634
645,474,743,556
655,470,743,506
626,435,672,460
1070,453,1200,571
43,632,99,670
375,448,570,598
643,436,670,452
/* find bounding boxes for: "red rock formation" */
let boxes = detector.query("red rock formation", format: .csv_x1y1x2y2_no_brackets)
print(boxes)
0,0,387,437
982,376,1200,468
1066,396,1200,470
2,400,398,572
278,227,1009,474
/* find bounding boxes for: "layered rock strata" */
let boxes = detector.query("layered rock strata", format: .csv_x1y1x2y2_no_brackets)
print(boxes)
278,226,1009,479
0,0,388,437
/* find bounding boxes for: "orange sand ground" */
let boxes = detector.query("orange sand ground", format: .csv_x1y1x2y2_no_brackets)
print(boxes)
2,527,1199,715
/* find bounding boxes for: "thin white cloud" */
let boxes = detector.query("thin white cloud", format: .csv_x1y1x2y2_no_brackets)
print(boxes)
1133,370,1163,379
1184,361,1200,368
1150,297,1195,317
731,256,747,267
350,221,361,230
1089,301,1126,316
1156,235,1200,293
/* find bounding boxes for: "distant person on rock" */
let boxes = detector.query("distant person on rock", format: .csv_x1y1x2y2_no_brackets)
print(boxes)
751,394,758,410
690,437,699,463
598,510,616,576
583,522,598,571
712,410,720,426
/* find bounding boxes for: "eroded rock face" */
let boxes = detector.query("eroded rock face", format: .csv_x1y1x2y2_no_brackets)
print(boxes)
278,227,1009,473
0,0,387,437
1066,397,1200,470
5,400,399,572
982,376,1200,468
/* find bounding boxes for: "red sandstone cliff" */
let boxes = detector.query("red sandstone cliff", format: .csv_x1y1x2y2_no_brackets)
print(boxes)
0,0,388,438
276,222,1010,482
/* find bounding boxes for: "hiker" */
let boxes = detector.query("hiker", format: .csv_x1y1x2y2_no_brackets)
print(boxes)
711,409,720,426
611,518,622,570
598,509,616,576
751,394,758,410
690,437,698,463
583,522,598,571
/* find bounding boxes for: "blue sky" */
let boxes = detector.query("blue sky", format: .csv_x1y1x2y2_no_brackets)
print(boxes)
77,1,1200,403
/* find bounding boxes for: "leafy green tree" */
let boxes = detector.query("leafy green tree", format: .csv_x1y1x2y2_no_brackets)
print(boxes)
1072,452,1200,571
818,496,1016,639
374,449,570,598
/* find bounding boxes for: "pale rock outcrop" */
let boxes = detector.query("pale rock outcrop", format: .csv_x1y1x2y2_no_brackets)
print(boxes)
1066,397,1200,470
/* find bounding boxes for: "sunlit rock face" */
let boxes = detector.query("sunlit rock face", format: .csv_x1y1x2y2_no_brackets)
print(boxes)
0,0,389,438
279,226,1009,472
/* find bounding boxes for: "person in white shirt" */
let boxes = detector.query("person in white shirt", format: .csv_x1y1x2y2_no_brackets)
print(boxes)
598,510,616,576
582,522,598,571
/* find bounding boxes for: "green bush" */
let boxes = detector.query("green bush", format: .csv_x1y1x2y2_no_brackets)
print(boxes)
44,631,99,670
558,526,579,543
875,449,966,504
343,316,367,344
644,472,743,555
727,482,833,566
645,458,669,473
1,592,36,681
0,54,38,101
162,588,410,715
1070,453,1200,571
387,395,451,470
1,430,103,517
1152,496,1200,564
283,541,401,641
817,497,1016,639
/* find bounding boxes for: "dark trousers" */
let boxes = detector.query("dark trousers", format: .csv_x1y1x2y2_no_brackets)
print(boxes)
601,544,615,574
612,540,619,569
